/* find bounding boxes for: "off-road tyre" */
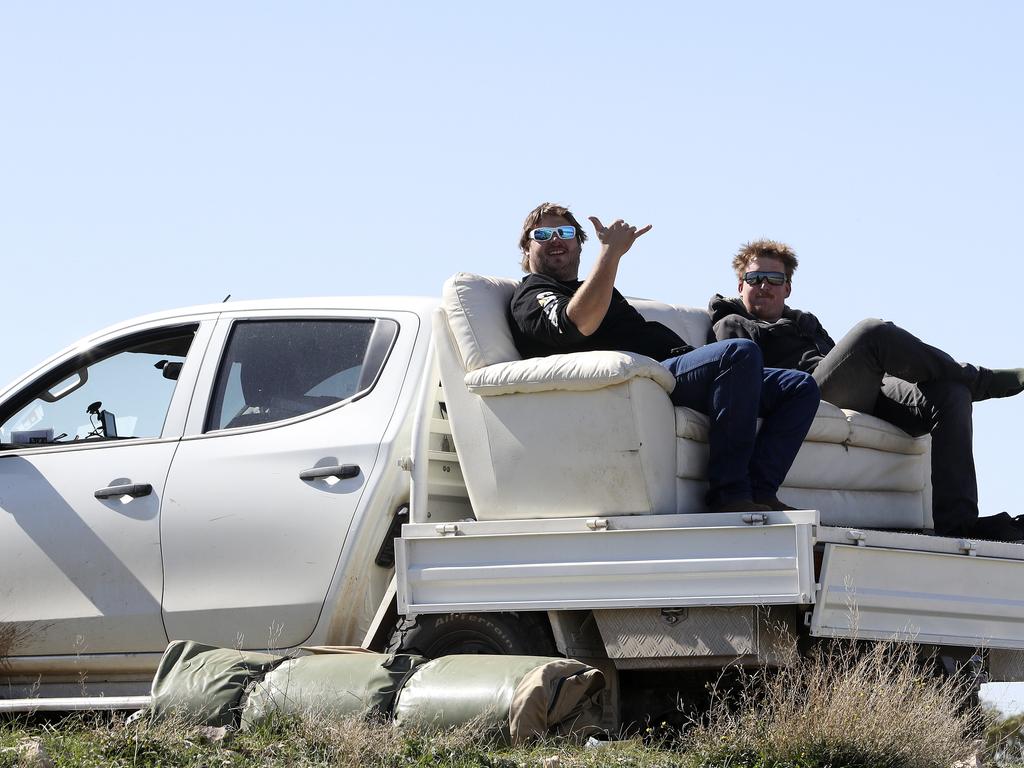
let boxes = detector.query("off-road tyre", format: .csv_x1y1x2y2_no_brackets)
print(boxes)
386,612,557,658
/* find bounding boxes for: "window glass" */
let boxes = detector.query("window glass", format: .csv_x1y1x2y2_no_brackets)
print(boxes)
0,329,197,448
205,318,395,432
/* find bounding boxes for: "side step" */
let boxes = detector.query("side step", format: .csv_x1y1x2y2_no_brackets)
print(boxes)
0,695,151,713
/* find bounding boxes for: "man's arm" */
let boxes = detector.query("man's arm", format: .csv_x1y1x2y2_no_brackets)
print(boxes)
566,217,652,336
797,313,837,353
711,314,764,344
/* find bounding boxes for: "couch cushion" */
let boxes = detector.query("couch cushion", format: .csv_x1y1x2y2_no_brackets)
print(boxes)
806,401,853,443
675,438,927,493
632,299,712,349
845,410,929,455
443,272,520,371
465,350,677,396
674,478,929,529
674,400,852,445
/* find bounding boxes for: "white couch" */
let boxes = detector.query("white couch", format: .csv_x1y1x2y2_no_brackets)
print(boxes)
435,272,933,530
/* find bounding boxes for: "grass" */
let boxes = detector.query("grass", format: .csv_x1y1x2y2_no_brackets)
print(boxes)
3,637,1010,767
682,640,980,768
1,713,656,768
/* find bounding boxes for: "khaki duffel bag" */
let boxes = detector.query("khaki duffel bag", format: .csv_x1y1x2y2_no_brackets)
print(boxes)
393,655,604,745
241,651,425,727
150,640,284,727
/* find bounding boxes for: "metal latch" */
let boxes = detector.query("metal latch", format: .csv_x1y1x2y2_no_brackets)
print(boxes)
396,456,413,472
586,518,609,531
660,607,688,625
846,529,867,546
742,512,768,526
957,539,978,557
434,523,460,536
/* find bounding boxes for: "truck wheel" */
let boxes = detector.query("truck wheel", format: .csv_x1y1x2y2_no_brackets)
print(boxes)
387,612,556,658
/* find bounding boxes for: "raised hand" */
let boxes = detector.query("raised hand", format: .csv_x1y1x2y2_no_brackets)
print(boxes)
589,216,653,257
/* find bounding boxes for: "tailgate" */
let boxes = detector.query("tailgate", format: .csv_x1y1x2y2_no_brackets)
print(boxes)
812,527,1024,649
396,511,817,615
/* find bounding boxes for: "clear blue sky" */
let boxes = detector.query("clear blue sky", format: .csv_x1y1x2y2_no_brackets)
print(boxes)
2,2,1022,711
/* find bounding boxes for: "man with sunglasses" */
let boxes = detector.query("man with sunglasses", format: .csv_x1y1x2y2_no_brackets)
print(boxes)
509,202,820,514
709,238,1024,541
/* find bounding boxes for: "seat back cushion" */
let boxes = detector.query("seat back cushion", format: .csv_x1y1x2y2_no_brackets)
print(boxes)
442,272,521,371
630,299,712,349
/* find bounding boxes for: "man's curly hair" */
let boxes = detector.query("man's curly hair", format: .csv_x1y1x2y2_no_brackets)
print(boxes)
732,239,799,282
518,202,588,272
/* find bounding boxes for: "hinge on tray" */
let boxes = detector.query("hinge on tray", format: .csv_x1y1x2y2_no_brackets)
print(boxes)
957,539,978,557
846,529,868,546
434,523,460,536
586,518,609,531
742,512,768,526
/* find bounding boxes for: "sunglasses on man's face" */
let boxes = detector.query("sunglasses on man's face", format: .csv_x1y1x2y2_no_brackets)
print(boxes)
742,271,788,287
529,226,576,242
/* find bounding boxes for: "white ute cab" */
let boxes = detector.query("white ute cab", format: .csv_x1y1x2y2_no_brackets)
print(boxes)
2,276,1024,721
0,297,432,696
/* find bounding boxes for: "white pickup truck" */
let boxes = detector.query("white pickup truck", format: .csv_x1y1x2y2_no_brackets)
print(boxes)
2,273,1023,720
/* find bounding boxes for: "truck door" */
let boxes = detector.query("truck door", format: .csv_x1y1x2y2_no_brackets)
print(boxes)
160,311,406,649
0,321,211,656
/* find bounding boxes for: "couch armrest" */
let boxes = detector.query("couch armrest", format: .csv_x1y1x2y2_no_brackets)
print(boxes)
464,350,677,396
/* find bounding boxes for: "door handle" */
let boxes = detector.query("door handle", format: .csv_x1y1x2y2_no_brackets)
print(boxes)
299,464,360,481
94,483,153,499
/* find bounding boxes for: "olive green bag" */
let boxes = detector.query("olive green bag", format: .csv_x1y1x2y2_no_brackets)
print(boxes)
150,640,285,727
240,650,425,727
393,654,605,745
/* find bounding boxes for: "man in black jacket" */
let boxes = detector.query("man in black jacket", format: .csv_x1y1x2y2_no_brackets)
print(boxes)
709,238,1024,540
509,202,820,514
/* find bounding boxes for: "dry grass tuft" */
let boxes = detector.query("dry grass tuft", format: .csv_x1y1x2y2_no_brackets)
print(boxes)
685,640,977,768
0,622,36,672
145,711,513,767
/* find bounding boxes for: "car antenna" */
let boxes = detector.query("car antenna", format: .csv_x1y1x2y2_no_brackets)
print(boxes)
222,294,231,302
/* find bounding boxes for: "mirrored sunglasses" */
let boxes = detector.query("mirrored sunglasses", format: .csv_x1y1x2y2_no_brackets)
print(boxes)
529,226,576,242
743,271,787,287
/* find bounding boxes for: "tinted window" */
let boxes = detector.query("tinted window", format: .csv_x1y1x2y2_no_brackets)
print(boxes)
205,318,396,432
0,328,197,447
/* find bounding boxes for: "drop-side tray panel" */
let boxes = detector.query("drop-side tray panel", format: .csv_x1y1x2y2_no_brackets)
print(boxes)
396,511,817,615
811,538,1024,649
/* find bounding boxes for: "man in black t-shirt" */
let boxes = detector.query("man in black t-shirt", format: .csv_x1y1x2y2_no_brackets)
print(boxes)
509,202,821,513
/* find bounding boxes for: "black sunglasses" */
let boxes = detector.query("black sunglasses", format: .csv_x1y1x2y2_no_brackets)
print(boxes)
742,271,788,287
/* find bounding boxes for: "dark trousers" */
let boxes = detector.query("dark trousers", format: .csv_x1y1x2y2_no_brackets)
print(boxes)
662,338,820,507
812,318,988,536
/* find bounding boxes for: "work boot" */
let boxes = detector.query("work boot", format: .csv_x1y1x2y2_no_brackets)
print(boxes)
968,512,1024,544
973,368,1024,401
710,499,773,514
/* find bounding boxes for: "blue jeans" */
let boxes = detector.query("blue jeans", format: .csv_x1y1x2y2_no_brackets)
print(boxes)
661,339,820,507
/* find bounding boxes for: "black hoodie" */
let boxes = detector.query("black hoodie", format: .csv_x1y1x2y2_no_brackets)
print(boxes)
707,294,836,374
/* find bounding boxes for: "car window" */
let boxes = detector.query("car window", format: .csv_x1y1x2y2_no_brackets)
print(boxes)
0,327,198,448
205,318,397,432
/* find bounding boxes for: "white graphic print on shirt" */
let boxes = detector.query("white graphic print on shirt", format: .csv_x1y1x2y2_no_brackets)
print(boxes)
536,291,563,332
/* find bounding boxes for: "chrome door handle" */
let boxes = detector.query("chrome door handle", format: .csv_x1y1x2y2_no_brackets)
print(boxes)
94,483,153,499
299,464,360,481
